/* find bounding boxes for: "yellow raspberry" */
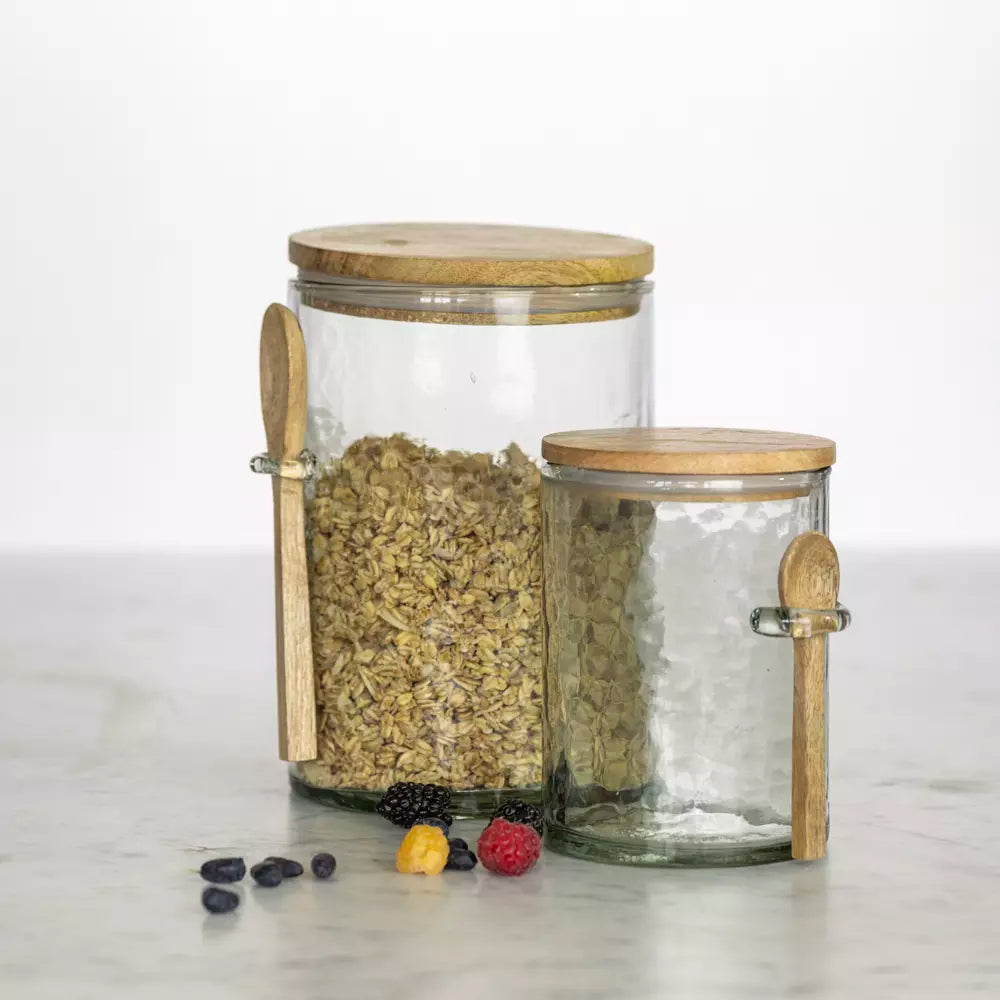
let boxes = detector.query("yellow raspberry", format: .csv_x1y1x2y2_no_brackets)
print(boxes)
395,824,450,875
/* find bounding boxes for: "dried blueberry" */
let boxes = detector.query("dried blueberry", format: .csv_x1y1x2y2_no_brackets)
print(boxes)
311,852,336,878
264,856,303,878
250,861,283,887
413,816,449,834
445,848,477,871
202,886,240,913
199,858,246,883
448,837,469,851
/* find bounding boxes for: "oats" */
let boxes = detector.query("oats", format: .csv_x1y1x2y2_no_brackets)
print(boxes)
542,490,654,792
297,434,542,792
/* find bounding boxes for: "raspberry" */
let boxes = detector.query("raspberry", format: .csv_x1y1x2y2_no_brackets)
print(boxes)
477,818,541,876
489,799,544,837
413,816,450,834
395,824,450,875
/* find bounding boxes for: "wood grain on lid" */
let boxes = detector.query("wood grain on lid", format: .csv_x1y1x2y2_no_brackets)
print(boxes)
541,428,836,475
288,223,654,287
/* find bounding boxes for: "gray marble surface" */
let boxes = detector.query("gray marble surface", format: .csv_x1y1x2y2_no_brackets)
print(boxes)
0,551,997,999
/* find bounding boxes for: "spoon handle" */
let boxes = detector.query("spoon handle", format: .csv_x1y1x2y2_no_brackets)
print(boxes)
791,628,827,858
778,532,840,861
259,304,317,762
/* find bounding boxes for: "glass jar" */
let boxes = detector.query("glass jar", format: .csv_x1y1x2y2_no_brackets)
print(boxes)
540,428,845,865
280,223,654,816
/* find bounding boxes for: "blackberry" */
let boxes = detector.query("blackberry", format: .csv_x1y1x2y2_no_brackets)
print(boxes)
250,861,283,887
375,782,453,828
311,852,336,879
199,858,246,883
489,799,544,837
264,856,303,878
448,837,468,851
201,887,239,913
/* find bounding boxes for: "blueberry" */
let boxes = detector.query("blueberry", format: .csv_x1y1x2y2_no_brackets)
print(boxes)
202,886,240,913
199,858,246,883
448,837,468,851
264,856,304,878
445,849,477,871
413,816,449,834
311,852,337,879
250,861,283,887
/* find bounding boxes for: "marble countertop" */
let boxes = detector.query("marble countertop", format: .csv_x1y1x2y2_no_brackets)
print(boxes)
0,550,997,999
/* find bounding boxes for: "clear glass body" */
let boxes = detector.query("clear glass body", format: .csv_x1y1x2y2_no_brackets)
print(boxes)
287,275,653,816
540,465,829,865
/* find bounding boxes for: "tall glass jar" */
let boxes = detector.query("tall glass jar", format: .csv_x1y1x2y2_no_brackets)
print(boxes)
283,224,654,816
540,428,842,865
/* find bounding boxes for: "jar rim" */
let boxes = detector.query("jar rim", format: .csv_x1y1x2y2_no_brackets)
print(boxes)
541,462,830,502
291,274,653,325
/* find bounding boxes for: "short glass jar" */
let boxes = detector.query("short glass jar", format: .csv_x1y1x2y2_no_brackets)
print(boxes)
280,223,654,816
540,428,840,865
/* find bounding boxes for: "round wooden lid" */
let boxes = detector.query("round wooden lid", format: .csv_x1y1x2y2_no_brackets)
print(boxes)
541,428,836,475
288,223,653,287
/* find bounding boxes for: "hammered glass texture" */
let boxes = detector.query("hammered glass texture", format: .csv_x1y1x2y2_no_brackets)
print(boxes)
542,470,828,865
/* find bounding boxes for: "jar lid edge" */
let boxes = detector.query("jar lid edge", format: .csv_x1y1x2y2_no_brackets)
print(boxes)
541,428,837,475
288,222,654,287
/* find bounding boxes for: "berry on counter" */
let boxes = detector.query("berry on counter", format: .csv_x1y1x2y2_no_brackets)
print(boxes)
477,818,541,877
264,856,304,878
199,858,246,883
445,848,478,871
376,782,453,828
448,837,468,851
413,816,449,834
250,861,283,887
395,824,450,875
489,799,544,837
202,886,240,913
311,852,337,879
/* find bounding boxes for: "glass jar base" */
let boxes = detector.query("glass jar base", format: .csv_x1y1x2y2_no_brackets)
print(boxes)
545,823,792,868
289,772,540,820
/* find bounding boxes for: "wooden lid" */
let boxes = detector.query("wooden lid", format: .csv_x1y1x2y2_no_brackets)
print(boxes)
288,223,653,287
541,428,836,475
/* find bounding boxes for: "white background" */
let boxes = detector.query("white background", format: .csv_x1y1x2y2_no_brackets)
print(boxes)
1,0,997,551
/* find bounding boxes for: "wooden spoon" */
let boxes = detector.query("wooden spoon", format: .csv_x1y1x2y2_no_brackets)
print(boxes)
778,531,840,860
259,303,317,762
